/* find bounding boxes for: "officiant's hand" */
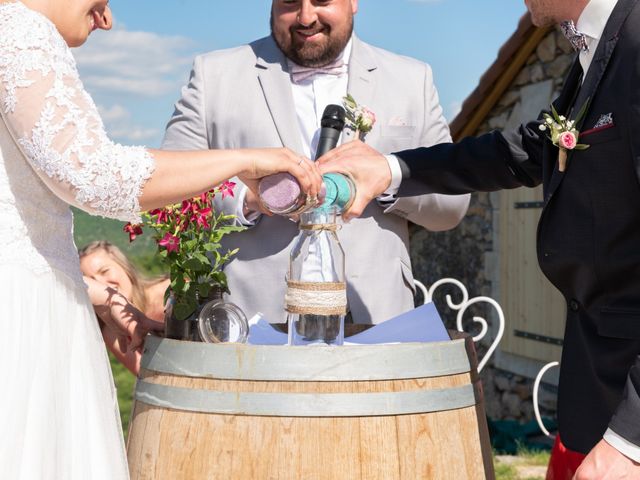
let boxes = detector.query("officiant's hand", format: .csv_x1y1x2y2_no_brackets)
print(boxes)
318,140,391,221
573,439,640,479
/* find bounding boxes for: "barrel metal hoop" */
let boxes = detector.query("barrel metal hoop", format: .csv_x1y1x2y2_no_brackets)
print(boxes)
135,379,478,417
141,336,472,381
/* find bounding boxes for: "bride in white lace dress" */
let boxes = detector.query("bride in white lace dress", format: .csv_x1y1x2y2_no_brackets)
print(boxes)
0,1,322,478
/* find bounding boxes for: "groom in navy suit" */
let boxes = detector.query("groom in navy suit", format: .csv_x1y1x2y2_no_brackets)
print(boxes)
320,0,640,477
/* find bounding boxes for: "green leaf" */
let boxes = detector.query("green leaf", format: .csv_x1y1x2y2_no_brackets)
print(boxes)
574,144,590,150
184,256,208,272
551,104,561,123
173,302,196,321
197,283,211,299
171,275,186,292
203,242,221,252
194,252,210,265
184,239,198,250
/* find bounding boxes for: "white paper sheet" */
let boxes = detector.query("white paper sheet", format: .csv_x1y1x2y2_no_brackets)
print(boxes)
246,302,450,346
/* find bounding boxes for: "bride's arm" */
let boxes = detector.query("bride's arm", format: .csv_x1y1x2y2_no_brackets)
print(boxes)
140,147,317,212
0,16,320,222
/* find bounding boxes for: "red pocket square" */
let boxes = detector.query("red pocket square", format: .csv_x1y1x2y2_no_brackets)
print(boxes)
581,123,615,137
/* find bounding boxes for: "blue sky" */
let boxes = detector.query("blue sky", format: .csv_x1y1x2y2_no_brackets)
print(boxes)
74,0,527,146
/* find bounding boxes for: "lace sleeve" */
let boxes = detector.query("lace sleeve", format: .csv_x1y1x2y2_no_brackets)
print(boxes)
0,3,155,223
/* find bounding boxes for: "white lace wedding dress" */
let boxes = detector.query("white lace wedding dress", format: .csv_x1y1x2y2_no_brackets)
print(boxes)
0,2,155,478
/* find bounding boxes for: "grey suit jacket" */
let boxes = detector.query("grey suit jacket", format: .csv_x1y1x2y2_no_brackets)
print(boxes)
162,35,470,324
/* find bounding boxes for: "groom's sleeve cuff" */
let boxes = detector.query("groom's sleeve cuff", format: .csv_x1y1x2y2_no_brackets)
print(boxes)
376,155,402,204
604,428,640,462
234,184,261,226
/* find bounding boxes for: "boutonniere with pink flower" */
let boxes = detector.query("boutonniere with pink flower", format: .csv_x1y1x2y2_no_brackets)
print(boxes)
538,103,590,172
343,94,376,140
123,181,245,320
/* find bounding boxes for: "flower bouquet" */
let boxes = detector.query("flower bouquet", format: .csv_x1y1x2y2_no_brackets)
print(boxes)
124,181,244,323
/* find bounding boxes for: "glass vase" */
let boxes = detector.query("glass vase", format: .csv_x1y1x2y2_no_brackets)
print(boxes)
286,207,346,346
164,287,223,341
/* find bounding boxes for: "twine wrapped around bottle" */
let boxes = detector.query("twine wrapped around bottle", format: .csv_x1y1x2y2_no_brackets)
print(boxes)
299,223,340,232
285,280,347,316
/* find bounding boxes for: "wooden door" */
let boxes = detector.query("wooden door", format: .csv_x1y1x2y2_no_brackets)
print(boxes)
497,185,564,363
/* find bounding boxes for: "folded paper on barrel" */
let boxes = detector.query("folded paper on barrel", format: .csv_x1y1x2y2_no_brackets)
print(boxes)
247,302,449,345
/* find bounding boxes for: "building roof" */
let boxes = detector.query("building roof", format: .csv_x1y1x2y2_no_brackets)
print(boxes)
449,14,552,141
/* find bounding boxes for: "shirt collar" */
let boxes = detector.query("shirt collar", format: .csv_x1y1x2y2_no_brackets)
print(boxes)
576,0,618,43
287,36,353,71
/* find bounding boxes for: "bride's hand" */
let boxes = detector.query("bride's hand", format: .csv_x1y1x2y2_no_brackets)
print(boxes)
238,148,323,201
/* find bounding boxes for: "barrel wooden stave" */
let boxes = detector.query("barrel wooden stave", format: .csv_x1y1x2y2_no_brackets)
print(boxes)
127,335,495,480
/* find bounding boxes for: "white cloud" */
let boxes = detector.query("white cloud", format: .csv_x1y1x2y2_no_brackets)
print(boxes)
98,104,130,122
74,28,197,97
97,103,160,142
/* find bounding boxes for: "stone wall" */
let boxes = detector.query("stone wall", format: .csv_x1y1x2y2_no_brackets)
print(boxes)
409,28,573,425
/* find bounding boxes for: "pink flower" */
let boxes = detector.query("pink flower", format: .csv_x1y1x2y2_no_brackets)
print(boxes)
181,200,196,215
123,223,143,242
158,232,180,253
360,107,376,131
559,131,577,150
149,208,169,224
220,181,236,199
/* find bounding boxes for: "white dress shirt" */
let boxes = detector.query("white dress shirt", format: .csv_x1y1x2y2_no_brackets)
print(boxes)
576,0,618,75
235,38,401,224
573,0,640,462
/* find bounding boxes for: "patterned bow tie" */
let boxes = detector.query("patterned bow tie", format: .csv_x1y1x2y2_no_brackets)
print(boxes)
289,59,347,83
560,20,589,53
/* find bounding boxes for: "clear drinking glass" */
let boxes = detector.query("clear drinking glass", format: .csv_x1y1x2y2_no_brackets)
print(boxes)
286,207,346,346
197,300,249,343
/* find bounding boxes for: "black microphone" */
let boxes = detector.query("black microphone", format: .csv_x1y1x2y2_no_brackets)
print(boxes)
315,104,346,160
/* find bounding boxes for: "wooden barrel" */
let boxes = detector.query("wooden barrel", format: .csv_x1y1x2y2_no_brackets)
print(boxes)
127,333,495,479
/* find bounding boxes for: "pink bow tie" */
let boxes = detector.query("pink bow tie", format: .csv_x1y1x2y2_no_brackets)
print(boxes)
289,59,347,83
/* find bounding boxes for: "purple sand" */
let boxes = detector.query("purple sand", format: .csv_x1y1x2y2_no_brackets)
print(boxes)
259,173,302,211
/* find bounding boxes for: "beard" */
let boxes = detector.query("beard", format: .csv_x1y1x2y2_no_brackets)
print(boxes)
271,14,353,67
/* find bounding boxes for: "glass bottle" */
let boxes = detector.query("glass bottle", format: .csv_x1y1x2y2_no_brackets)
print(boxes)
258,172,355,215
286,207,346,346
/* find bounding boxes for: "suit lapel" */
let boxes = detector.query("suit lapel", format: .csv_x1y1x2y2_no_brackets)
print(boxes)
343,36,378,144
255,37,304,153
546,0,637,200
573,0,639,129
544,58,582,197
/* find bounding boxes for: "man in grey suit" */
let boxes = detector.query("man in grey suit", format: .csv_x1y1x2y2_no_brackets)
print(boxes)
162,0,469,325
